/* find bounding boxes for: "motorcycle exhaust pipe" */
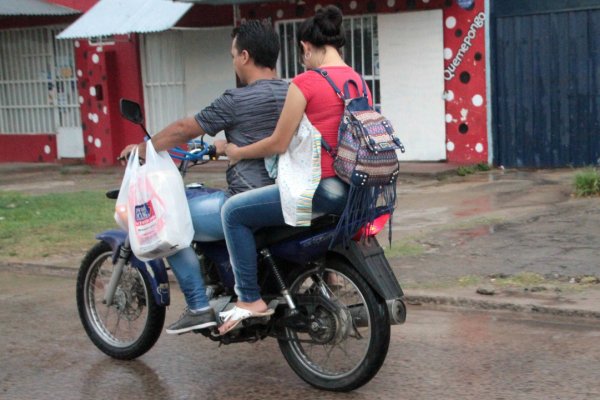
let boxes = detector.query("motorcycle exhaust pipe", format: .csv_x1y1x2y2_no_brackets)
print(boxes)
349,298,406,327
387,298,407,325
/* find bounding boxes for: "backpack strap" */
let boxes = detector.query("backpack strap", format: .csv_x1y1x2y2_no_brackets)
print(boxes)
343,77,369,100
311,68,344,99
311,68,369,156
311,68,343,156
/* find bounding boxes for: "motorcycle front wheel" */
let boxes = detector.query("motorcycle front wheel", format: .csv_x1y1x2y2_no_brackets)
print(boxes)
76,241,165,360
278,258,391,392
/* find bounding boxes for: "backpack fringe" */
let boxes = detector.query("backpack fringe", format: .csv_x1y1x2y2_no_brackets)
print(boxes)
331,183,397,248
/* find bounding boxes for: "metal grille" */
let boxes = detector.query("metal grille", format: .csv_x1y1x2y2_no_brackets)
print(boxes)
276,15,380,109
140,31,186,134
0,26,80,133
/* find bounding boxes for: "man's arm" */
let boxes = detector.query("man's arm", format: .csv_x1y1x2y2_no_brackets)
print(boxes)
225,83,306,164
119,116,205,161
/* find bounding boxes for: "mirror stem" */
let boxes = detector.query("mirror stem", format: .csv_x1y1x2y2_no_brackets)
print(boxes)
141,124,151,140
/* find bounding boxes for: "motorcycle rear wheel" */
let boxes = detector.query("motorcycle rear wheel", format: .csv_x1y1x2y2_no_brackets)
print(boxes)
278,259,390,392
76,241,165,360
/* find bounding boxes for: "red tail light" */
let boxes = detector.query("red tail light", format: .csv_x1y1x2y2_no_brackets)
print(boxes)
352,213,391,240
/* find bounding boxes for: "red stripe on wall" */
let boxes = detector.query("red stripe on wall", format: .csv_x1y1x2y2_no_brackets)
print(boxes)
0,135,57,163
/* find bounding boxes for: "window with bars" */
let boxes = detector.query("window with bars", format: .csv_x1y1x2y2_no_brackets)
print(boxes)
276,15,380,109
0,27,80,134
140,31,186,135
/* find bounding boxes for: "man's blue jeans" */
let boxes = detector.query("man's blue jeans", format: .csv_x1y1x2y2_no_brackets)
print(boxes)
166,188,226,310
221,178,348,303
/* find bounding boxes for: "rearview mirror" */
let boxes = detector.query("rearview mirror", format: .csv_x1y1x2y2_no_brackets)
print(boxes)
120,99,144,125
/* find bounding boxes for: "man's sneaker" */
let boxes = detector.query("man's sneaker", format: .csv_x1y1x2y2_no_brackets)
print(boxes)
166,308,217,335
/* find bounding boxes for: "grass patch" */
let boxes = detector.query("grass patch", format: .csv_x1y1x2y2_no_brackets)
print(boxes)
456,272,598,294
573,168,600,197
458,275,483,286
383,239,424,258
492,272,546,287
0,191,115,261
457,163,491,176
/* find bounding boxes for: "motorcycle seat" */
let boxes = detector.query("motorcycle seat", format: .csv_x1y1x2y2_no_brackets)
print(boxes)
254,214,339,248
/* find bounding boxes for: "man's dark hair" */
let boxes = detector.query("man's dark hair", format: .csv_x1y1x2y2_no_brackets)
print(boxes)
232,20,280,70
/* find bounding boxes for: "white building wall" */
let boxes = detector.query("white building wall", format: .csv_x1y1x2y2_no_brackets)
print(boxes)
141,28,234,144
378,10,446,161
183,28,233,144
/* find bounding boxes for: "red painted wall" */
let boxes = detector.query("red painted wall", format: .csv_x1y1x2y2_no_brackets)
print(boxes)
48,0,98,12
443,1,488,164
241,0,488,165
1,0,488,166
0,135,57,162
176,5,234,27
73,35,145,166
0,15,79,29
0,0,95,29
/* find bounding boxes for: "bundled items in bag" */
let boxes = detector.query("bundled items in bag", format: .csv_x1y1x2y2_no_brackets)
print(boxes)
277,114,322,227
312,68,405,245
114,142,193,261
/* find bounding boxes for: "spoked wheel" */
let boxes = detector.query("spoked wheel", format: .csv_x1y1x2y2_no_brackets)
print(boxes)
278,259,390,392
76,241,165,360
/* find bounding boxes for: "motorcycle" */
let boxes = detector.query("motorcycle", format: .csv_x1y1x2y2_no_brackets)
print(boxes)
76,99,407,392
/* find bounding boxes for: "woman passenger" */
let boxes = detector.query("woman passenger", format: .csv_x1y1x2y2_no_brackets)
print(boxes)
219,5,373,334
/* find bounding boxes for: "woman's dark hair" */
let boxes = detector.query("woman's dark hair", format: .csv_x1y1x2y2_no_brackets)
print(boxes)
297,5,345,51
232,20,280,69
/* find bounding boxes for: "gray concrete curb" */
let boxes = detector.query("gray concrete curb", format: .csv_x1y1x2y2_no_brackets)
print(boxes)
3,261,599,320
405,295,600,320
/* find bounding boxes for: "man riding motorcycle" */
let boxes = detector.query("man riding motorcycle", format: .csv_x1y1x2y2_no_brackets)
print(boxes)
119,20,288,335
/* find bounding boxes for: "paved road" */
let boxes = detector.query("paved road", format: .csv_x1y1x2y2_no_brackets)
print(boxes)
2,165,600,317
2,271,599,400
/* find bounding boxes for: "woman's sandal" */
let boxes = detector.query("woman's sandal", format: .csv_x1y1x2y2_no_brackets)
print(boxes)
218,305,274,335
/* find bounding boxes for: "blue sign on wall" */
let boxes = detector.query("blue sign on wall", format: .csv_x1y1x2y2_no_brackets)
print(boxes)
457,0,475,10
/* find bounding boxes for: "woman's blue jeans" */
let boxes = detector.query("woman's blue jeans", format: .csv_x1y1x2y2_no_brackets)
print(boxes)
221,178,348,303
166,188,226,310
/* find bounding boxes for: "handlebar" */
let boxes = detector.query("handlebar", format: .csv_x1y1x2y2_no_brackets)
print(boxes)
169,139,217,177
169,140,216,162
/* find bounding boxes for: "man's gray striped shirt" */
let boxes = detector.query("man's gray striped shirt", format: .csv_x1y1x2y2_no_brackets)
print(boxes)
195,79,289,196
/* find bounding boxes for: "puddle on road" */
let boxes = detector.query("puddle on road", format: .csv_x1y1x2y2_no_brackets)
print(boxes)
452,224,498,240
452,182,571,218
453,195,494,218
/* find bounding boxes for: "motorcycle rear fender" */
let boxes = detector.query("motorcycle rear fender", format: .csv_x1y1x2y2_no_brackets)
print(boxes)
329,238,403,301
96,230,170,306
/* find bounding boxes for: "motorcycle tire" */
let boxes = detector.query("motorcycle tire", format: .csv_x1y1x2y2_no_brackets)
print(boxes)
278,258,390,392
76,241,165,360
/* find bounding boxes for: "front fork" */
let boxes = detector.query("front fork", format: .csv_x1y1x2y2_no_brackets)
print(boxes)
97,230,171,307
103,236,132,306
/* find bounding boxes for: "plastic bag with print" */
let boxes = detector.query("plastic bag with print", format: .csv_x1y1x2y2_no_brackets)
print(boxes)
126,141,193,261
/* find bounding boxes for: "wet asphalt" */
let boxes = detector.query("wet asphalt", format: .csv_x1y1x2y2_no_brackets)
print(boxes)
2,164,600,398
1,271,599,400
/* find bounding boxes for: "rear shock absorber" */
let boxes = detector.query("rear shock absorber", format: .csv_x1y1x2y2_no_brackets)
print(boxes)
260,248,297,313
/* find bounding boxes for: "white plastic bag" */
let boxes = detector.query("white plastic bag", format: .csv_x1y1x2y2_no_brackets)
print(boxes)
277,115,322,226
114,148,136,230
125,141,193,261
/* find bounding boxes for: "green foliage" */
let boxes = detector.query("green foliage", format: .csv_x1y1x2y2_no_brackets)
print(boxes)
457,162,491,176
494,272,546,287
573,168,600,197
476,162,491,171
384,240,424,258
458,275,482,286
0,191,114,260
